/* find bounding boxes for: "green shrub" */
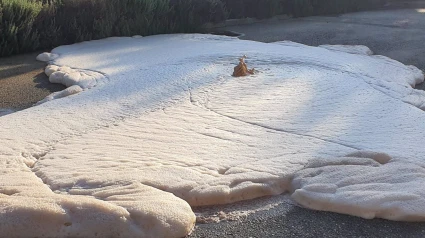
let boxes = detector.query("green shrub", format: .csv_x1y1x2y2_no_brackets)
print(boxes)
223,0,288,19
311,0,344,15
288,0,386,17
95,0,171,37
0,0,42,56
168,0,227,32
37,0,173,45
33,1,60,50
290,0,313,17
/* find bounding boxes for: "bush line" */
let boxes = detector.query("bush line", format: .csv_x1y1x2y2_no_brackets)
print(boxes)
1,0,388,57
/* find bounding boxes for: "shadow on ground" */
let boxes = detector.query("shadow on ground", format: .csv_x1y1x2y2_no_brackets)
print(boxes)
416,81,425,90
33,72,66,92
0,52,65,110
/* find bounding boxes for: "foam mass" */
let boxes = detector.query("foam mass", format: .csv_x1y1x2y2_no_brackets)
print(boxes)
1,35,425,237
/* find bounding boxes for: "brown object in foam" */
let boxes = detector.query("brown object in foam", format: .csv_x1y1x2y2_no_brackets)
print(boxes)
232,56,255,77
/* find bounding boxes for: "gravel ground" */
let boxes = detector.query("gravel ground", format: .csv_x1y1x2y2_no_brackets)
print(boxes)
190,197,425,238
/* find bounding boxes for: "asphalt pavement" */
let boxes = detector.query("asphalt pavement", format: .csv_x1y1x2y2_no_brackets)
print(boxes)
190,199,425,238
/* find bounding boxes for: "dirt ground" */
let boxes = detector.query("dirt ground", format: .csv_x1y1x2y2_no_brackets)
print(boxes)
0,52,65,111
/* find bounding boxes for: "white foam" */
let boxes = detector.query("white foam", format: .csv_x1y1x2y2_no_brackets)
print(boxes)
36,52,59,62
48,66,103,89
292,155,425,221
36,85,83,105
319,44,374,55
1,34,425,237
40,63,105,104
